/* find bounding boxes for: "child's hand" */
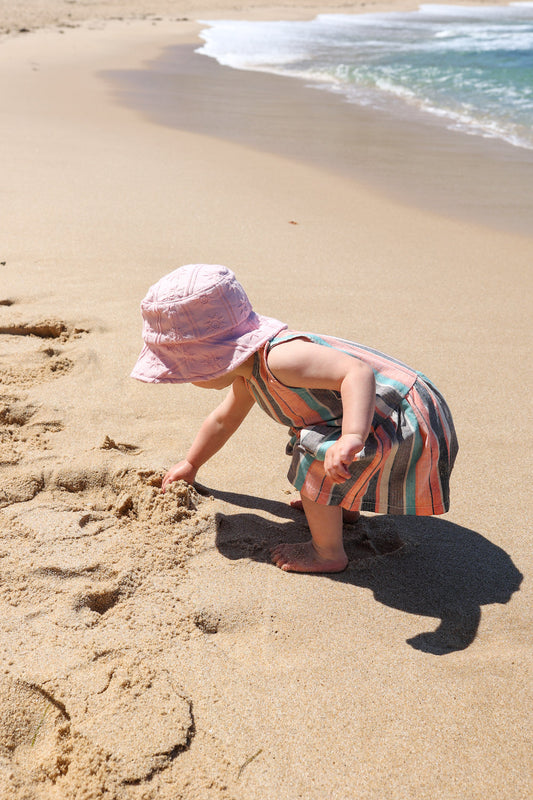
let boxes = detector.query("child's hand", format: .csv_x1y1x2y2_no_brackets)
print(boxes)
324,434,365,484
162,460,198,492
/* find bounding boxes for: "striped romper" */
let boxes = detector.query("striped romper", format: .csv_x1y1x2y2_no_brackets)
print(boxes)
244,330,458,515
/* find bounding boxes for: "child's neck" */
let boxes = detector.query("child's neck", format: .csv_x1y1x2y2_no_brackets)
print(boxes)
235,353,255,380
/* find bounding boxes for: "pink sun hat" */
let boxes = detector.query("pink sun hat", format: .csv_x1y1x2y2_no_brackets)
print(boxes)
130,264,287,384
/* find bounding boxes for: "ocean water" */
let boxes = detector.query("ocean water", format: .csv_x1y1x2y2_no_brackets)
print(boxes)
197,3,533,150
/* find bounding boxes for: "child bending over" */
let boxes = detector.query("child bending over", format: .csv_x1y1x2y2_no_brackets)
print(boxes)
131,264,458,573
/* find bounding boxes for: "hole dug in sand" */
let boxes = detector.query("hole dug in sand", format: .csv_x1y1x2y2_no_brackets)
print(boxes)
71,578,135,628
75,586,121,616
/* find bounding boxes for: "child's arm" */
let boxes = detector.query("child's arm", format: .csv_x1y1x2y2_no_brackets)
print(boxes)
267,339,376,484
162,377,255,491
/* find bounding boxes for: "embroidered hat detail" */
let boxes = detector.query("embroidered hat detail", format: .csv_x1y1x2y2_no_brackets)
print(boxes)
130,264,287,383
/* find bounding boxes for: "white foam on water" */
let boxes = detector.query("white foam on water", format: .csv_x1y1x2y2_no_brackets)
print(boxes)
197,4,533,150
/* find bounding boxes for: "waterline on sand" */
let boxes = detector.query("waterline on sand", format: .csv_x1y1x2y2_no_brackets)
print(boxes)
197,4,533,150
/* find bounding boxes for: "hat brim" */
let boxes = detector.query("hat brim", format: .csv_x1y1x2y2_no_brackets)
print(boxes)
130,314,287,384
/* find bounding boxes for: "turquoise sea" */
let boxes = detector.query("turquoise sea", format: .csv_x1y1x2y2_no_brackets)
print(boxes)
197,3,533,150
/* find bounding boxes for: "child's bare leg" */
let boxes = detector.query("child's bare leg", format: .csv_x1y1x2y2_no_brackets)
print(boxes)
271,495,348,573
289,495,360,524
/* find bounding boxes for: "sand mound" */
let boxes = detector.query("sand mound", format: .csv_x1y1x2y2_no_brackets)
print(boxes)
112,469,199,525
0,316,87,341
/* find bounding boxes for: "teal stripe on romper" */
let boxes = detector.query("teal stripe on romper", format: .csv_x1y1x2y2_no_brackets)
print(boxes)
282,386,340,424
248,357,294,426
252,370,328,428
293,451,313,492
373,373,413,393
402,402,423,512
316,438,337,460
250,357,340,435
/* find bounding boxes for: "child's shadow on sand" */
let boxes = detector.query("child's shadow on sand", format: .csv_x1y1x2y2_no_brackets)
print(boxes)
204,488,523,656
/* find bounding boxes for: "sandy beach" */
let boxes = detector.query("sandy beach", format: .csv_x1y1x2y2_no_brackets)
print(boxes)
1,2,531,798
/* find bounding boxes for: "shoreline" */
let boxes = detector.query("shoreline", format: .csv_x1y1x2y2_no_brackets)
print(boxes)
105,37,533,237
7,1,531,240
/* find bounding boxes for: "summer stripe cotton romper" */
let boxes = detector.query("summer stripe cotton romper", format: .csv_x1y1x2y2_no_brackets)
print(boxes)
245,331,458,515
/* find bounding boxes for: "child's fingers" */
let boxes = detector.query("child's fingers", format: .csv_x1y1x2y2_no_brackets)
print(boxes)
161,460,197,492
324,445,354,482
162,467,182,492
325,459,352,483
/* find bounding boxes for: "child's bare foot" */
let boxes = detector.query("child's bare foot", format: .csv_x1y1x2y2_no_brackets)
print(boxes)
289,498,360,524
271,541,348,573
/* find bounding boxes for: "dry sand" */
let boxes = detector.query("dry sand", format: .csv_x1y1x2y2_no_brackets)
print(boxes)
0,3,531,799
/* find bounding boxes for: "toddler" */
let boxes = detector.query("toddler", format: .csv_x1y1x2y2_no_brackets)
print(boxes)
131,264,458,573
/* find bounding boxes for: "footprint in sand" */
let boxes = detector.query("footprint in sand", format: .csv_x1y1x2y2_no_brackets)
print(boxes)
0,668,193,793
0,394,64,466
0,303,89,466
71,661,194,783
0,314,87,387
0,677,71,794
70,571,142,629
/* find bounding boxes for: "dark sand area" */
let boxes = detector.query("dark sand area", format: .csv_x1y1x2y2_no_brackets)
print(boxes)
106,41,533,236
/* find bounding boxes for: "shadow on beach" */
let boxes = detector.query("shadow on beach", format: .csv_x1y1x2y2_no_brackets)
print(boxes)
202,487,523,656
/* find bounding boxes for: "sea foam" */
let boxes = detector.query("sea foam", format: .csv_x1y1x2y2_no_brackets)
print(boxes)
197,4,533,149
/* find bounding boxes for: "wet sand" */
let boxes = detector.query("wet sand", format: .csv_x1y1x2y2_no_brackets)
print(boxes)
107,41,533,235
